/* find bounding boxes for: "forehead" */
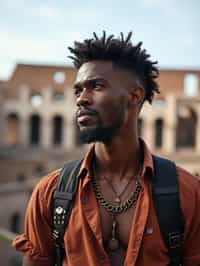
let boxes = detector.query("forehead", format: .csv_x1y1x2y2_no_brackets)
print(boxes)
75,61,115,84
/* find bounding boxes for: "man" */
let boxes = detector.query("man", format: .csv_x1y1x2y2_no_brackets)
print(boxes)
12,31,200,266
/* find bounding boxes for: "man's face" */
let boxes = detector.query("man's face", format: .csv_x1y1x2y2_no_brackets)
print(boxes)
74,61,130,144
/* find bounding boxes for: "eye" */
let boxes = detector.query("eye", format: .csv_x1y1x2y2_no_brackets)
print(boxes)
74,86,82,97
93,82,105,90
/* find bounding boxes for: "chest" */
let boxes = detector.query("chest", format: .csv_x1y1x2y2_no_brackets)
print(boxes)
94,179,139,248
98,203,135,248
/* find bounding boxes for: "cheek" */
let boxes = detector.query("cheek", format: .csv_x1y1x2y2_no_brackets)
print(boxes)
98,97,124,123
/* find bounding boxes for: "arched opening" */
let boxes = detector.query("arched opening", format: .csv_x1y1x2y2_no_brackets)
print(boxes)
52,91,65,102
176,106,197,148
155,118,164,148
16,173,26,182
53,71,66,84
10,212,20,234
184,74,199,97
30,92,43,107
35,164,45,175
30,114,41,145
52,115,63,145
6,113,19,145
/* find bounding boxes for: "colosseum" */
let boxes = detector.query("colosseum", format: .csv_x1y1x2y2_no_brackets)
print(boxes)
0,63,200,265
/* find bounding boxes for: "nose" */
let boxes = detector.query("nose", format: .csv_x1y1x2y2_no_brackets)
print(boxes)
76,88,93,107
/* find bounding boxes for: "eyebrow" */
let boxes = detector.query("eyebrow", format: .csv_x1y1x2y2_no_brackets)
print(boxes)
73,78,110,89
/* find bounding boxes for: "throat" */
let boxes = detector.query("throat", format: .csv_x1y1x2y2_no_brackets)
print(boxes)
94,139,143,182
94,138,143,174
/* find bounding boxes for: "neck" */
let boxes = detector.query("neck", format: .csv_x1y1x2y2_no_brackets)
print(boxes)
94,135,142,181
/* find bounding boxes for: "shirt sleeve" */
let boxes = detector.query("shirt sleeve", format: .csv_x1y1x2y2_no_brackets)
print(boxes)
12,170,60,265
180,171,200,266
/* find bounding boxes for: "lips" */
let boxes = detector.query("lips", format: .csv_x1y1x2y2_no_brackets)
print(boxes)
77,110,95,118
77,110,96,125
77,114,95,124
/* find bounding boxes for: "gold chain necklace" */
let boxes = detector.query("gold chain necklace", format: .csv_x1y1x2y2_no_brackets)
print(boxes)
92,177,141,213
91,162,142,251
103,175,134,204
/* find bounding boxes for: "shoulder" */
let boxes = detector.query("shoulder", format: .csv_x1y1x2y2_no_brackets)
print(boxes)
176,166,200,221
29,168,62,212
33,168,62,198
176,166,200,198
176,166,200,255
25,168,62,223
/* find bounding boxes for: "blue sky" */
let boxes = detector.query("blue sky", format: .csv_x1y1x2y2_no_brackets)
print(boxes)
0,0,199,79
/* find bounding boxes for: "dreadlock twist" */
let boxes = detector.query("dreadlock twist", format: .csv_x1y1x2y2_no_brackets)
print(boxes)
68,31,159,103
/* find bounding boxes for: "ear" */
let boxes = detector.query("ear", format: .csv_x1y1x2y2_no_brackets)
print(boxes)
127,87,145,107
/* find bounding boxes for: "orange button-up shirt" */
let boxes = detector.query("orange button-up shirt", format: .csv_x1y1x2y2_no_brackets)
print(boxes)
12,141,200,266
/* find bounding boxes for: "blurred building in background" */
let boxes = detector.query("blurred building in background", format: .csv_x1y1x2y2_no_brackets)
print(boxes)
0,63,200,265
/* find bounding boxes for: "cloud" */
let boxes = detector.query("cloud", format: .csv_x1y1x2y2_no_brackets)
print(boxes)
1,0,26,9
30,5,62,21
0,62,15,80
0,0,199,80
0,29,85,79
142,0,178,7
140,0,191,18
0,31,54,60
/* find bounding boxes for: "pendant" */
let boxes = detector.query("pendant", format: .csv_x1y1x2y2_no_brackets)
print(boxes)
108,237,119,251
114,197,121,204
108,218,119,251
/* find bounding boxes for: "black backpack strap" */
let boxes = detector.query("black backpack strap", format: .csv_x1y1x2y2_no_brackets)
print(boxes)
52,159,83,266
152,155,184,266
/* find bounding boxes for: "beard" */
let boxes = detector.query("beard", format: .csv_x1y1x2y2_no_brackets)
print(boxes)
76,98,126,144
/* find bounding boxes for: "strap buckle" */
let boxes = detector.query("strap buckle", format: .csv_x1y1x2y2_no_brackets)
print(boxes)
169,232,182,249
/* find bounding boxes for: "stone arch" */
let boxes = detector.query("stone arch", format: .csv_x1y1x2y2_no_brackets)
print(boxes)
30,114,41,145
6,113,19,145
176,106,197,148
154,118,164,148
52,115,63,145
184,73,199,97
10,212,20,234
16,173,26,182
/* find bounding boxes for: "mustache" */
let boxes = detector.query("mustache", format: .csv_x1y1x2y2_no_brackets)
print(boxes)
76,107,99,118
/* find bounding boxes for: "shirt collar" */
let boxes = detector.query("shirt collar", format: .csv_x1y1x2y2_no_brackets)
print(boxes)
78,144,95,181
78,138,154,181
139,138,154,178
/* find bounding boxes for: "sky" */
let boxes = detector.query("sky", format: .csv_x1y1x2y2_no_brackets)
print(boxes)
0,0,200,80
